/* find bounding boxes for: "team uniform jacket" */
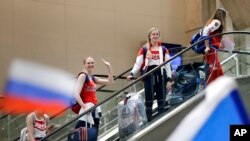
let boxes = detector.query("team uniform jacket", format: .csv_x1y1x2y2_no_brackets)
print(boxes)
131,46,172,78
202,19,224,84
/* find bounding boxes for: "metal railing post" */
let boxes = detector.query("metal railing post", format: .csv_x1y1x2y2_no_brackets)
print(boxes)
233,55,239,77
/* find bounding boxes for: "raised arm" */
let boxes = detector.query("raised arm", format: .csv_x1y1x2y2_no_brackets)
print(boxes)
95,58,114,85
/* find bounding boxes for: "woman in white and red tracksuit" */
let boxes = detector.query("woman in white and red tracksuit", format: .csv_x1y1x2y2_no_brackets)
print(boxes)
203,8,227,85
127,27,172,121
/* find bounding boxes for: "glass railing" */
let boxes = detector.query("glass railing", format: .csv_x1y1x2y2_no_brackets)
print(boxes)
42,75,146,141
2,31,250,141
219,32,250,77
41,31,250,141
125,32,250,140
0,69,132,141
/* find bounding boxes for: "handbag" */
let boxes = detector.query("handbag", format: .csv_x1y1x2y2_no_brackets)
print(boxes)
71,103,81,114
67,114,97,141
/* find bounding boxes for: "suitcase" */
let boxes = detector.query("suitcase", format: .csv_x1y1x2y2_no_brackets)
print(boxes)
67,127,97,141
68,114,97,141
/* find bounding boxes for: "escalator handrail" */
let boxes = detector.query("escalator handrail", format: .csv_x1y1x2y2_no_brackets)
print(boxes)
99,48,242,140
219,49,250,55
12,68,132,141
127,75,250,141
49,67,132,119
41,31,250,140
172,46,250,55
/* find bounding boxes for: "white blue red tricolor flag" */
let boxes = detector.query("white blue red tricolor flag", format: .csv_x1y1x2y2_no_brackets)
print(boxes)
1,59,75,115
167,76,250,141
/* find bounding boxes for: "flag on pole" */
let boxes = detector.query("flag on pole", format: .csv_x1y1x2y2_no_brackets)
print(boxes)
167,76,250,141
1,59,76,115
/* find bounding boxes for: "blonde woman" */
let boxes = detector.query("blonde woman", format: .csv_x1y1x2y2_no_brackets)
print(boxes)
127,27,172,121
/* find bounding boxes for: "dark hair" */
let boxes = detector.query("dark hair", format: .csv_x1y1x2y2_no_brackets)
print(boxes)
207,8,227,33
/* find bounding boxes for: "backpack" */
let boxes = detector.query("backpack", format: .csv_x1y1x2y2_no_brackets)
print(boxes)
140,46,167,75
169,62,209,105
20,113,49,141
190,28,210,54
71,72,96,114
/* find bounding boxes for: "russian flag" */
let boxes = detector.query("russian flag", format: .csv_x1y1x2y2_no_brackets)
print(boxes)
1,59,76,115
167,76,250,141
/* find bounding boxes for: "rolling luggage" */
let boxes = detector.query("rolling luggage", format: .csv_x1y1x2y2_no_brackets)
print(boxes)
67,126,97,141
68,113,97,141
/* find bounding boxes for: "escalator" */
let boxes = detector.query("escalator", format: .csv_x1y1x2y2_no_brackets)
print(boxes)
0,68,134,141
100,48,250,141
41,31,250,141
126,32,250,141
128,75,250,141
1,31,250,141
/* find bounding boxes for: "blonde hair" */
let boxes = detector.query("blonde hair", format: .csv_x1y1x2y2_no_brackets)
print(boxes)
83,56,94,64
145,27,161,58
147,27,160,43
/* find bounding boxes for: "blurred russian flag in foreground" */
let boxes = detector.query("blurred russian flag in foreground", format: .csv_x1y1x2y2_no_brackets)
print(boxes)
1,59,75,115
167,76,250,141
